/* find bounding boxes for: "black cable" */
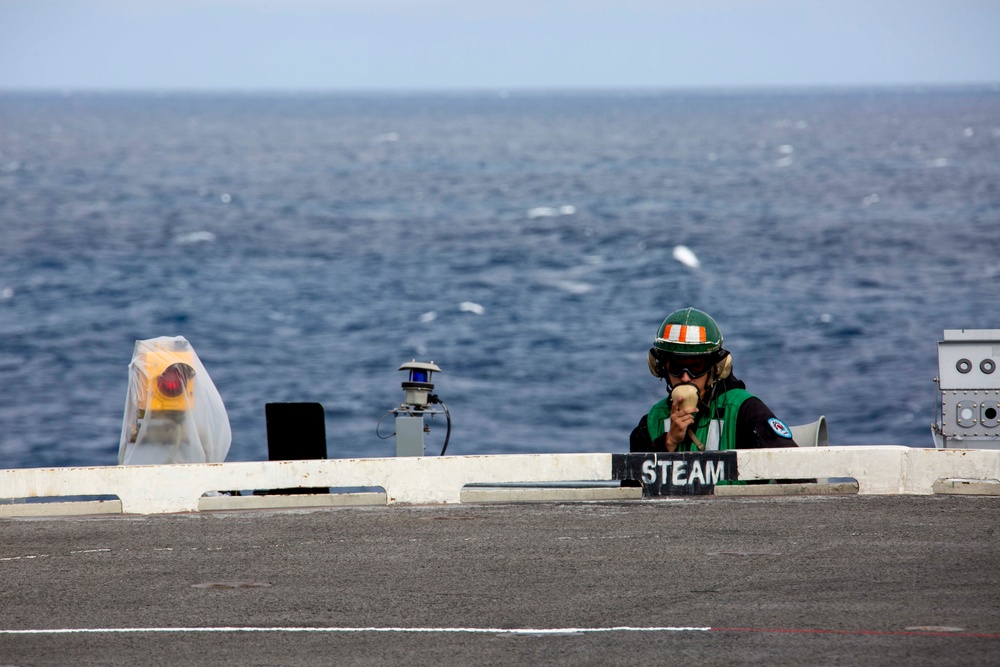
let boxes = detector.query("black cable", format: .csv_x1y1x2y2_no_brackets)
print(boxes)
375,410,395,440
428,394,452,456
438,399,451,456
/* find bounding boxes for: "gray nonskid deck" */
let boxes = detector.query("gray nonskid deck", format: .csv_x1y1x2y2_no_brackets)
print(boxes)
2,495,999,666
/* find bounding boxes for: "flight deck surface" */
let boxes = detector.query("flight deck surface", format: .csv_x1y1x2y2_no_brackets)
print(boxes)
2,495,999,666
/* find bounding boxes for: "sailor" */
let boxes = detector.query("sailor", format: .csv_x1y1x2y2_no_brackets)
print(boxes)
630,307,799,452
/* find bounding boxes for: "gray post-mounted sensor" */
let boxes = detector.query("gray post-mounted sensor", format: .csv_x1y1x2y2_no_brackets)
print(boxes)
390,361,450,457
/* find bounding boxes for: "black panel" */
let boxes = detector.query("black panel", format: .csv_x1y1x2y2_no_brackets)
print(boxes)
263,402,328,495
265,402,327,461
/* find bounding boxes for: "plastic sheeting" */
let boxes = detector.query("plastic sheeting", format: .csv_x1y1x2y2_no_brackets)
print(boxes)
118,336,231,466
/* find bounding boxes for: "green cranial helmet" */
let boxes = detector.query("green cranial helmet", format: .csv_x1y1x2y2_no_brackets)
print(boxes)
653,308,723,355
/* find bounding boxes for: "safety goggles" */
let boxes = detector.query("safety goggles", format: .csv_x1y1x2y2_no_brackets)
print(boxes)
662,355,714,379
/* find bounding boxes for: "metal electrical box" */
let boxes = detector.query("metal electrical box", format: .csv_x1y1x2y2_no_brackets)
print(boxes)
932,329,1000,450
395,415,427,457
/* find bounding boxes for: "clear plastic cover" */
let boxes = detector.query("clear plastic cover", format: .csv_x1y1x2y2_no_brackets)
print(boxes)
118,336,231,465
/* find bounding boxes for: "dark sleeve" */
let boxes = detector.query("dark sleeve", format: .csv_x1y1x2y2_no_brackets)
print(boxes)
625,414,661,487
734,397,798,449
629,413,668,452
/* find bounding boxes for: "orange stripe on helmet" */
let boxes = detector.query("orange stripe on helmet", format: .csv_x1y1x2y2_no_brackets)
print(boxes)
662,324,706,343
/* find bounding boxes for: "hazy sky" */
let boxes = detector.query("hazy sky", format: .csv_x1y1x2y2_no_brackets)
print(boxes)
1,0,998,90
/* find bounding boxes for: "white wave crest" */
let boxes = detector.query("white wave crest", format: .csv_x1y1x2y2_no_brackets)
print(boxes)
672,245,700,269
174,231,216,245
459,301,485,315
551,280,595,295
527,205,576,219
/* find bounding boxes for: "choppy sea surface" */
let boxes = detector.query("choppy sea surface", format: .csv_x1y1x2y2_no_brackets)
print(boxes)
1,88,999,469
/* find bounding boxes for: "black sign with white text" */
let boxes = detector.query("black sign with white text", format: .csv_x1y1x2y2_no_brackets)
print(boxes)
612,452,738,496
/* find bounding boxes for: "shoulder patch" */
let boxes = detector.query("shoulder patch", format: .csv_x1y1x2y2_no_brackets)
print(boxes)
768,417,793,439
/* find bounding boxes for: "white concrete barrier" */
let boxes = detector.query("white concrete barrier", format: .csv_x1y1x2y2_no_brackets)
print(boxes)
2,448,999,515
737,446,1000,495
0,454,611,514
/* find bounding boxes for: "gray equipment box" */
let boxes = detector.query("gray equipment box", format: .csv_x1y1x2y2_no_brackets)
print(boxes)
932,329,1000,449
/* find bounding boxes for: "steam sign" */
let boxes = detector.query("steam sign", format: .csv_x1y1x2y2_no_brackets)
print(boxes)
612,452,738,496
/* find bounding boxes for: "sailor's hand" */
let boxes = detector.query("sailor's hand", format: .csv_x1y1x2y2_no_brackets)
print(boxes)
665,394,697,452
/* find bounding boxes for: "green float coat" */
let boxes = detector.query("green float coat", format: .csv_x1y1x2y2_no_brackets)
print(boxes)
646,387,753,451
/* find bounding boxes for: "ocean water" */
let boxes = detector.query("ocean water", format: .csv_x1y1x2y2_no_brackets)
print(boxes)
1,88,998,469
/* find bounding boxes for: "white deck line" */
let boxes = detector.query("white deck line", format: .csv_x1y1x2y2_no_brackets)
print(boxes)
2,448,999,515
3,625,998,638
0,625,712,635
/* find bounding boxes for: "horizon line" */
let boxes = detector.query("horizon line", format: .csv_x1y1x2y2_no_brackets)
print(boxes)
2,81,999,96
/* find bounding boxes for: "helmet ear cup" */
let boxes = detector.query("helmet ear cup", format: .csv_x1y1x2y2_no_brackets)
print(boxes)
648,349,665,378
714,353,732,380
